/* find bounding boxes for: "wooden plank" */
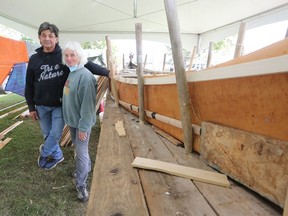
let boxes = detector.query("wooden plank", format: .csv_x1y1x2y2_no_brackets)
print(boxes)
122,106,217,216
115,120,126,137
0,121,23,137
0,105,28,119
0,137,12,149
86,99,149,216
132,157,230,187
200,122,288,208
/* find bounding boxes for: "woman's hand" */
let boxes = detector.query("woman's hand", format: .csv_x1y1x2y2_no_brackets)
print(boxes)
78,131,88,141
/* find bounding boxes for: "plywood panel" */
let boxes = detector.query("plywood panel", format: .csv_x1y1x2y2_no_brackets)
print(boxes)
200,122,288,208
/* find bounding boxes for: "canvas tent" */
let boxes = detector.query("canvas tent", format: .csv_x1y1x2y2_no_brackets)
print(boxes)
0,0,288,51
0,36,28,84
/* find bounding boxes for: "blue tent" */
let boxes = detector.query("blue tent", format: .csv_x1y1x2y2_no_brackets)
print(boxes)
4,62,27,97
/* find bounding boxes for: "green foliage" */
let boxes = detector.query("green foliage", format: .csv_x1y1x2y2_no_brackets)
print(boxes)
21,35,38,45
82,40,106,50
213,37,234,51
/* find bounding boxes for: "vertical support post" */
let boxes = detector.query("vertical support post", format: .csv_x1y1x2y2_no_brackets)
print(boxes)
122,54,125,69
162,53,167,72
206,42,213,68
285,26,288,38
135,23,145,125
164,0,193,153
234,22,246,58
188,46,197,71
105,35,119,107
144,54,147,69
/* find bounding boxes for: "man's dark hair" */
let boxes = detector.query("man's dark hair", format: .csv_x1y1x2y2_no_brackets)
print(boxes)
38,22,59,37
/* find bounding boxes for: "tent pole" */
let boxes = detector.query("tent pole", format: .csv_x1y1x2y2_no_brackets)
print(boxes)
164,0,193,153
135,23,145,125
234,22,246,58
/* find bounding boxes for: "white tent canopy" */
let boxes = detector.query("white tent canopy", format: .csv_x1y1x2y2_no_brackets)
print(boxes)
1,0,288,50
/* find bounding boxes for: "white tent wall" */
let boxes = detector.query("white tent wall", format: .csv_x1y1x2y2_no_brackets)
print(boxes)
0,16,36,41
1,0,288,56
199,4,288,53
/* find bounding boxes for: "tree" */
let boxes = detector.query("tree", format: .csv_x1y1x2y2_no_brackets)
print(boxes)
82,41,106,50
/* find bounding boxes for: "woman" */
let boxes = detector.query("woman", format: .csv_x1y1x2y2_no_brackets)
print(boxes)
62,41,97,202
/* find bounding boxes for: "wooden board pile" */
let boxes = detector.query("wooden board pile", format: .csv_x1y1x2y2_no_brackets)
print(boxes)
0,121,23,149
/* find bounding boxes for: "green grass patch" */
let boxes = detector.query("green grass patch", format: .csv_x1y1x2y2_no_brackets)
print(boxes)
0,103,100,215
0,93,25,110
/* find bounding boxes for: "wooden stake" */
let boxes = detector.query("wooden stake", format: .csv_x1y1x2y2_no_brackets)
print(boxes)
105,35,119,107
162,53,167,72
188,46,197,71
206,42,213,68
234,22,246,58
143,54,147,69
122,53,125,69
164,0,193,153
135,23,145,125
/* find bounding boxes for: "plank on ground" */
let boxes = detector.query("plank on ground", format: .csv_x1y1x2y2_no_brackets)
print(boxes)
86,97,148,216
0,138,12,149
132,157,230,187
122,108,217,216
0,121,23,137
200,122,288,208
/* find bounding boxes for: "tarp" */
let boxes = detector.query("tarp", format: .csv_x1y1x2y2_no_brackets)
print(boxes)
0,36,28,84
4,62,27,96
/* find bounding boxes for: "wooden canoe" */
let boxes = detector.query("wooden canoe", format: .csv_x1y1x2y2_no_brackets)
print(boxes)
114,38,288,208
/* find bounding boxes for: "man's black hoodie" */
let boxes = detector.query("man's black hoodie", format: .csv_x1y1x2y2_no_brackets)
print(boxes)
25,44,110,112
25,44,69,112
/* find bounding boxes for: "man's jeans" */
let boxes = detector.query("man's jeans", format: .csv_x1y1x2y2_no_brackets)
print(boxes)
69,127,91,187
36,105,64,160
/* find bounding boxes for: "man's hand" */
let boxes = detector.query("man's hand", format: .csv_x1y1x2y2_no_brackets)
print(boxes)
29,111,39,121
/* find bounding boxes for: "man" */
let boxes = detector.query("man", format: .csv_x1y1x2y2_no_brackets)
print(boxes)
25,22,109,170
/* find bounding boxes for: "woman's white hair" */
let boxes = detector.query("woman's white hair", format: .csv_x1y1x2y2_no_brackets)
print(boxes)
62,41,87,66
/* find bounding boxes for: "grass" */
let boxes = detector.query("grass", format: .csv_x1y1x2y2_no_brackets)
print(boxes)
0,93,25,110
0,94,100,216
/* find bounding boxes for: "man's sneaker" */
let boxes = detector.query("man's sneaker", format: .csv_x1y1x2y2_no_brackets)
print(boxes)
44,157,64,170
39,144,43,153
38,155,49,168
76,185,89,202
